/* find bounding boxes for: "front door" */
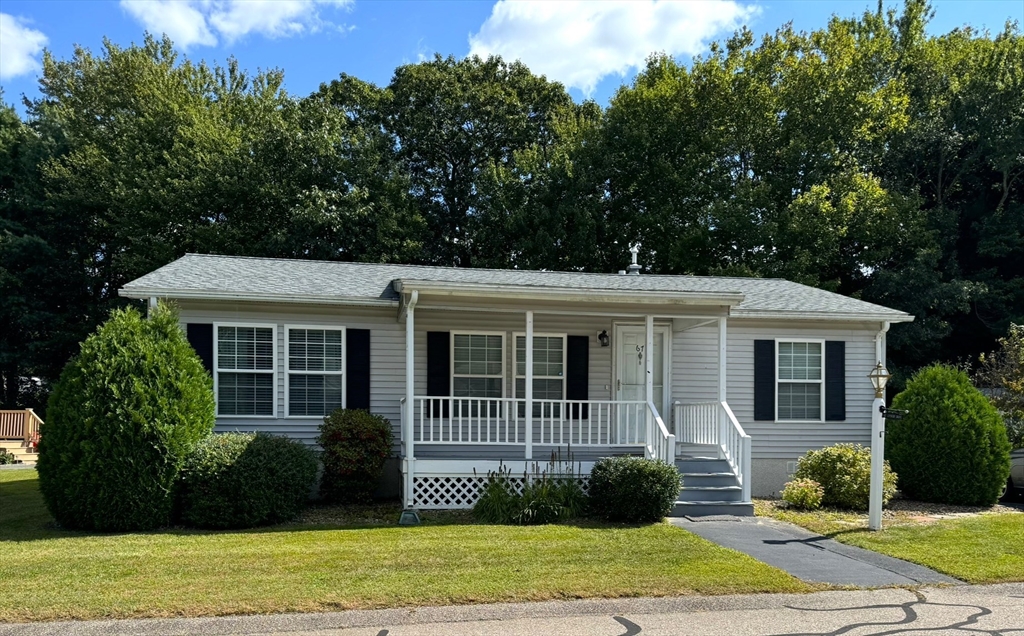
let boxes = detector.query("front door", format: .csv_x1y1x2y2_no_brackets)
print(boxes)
614,325,670,441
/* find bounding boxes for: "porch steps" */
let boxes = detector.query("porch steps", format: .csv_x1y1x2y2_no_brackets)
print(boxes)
670,455,753,517
0,441,37,466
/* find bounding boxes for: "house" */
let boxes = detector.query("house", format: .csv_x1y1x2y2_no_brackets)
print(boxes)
120,252,913,516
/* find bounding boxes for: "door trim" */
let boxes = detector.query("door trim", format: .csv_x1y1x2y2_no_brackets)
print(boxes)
612,322,672,417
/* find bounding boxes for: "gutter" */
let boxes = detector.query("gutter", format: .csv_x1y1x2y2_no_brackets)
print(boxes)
118,287,398,309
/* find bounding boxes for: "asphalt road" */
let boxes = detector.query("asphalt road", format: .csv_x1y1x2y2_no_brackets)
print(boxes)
3,584,1022,636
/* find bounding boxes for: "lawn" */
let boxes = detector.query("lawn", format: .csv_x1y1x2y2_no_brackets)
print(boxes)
0,470,810,622
756,500,1024,584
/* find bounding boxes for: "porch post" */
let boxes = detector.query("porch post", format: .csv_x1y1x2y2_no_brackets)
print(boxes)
404,291,418,509
645,314,655,449
525,310,534,460
718,316,728,452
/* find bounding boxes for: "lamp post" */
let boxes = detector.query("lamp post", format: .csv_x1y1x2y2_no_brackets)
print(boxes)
867,361,891,531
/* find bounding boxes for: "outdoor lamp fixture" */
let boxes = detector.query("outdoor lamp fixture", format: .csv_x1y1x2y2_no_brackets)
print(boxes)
598,330,610,347
867,360,890,531
868,362,891,399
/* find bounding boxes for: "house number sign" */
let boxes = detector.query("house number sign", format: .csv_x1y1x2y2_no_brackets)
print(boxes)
636,344,644,364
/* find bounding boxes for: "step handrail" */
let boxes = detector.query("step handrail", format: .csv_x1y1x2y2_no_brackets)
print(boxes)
674,401,751,502
645,401,676,464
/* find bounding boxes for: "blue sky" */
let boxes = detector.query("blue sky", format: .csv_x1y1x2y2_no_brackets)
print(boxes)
2,0,1022,113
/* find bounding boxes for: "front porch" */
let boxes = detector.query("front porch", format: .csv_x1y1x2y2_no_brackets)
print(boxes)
394,282,753,513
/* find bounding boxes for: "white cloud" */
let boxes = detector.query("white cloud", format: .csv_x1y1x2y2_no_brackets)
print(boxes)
469,0,758,95
119,0,352,49
0,13,48,80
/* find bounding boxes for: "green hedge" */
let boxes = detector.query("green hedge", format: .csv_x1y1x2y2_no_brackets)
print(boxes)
587,456,681,523
888,364,1011,505
795,443,897,510
317,409,394,503
36,303,214,531
178,432,318,529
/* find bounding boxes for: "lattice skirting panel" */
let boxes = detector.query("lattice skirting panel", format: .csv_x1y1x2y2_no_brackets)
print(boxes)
413,475,590,509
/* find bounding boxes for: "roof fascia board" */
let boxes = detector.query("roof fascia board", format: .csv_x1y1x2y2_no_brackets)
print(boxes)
731,310,914,323
393,279,745,306
119,287,398,308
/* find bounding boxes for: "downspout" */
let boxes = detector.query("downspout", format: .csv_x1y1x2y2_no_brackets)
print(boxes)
875,321,890,391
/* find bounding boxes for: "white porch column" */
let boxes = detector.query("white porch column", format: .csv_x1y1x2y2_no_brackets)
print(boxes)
645,314,655,449
718,316,728,451
404,291,418,509
525,310,534,460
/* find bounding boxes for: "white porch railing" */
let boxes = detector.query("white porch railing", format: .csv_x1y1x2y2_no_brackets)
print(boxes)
644,401,676,464
674,401,752,502
407,396,652,446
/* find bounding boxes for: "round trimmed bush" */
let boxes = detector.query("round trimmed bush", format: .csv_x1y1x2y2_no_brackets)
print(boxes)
587,456,681,523
888,364,1011,506
36,304,214,531
178,432,318,529
318,409,394,503
781,478,824,510
795,443,897,510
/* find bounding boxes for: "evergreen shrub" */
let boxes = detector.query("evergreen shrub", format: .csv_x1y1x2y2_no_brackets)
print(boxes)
318,409,394,503
587,456,681,523
888,364,1011,505
178,432,317,529
36,303,214,531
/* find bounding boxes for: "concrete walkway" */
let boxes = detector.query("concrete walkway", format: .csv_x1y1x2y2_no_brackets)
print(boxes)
671,516,961,587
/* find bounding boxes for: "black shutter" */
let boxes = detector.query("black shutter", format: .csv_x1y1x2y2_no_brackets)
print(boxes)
346,329,371,411
754,340,775,421
825,341,846,421
426,331,450,418
186,324,213,373
566,335,589,419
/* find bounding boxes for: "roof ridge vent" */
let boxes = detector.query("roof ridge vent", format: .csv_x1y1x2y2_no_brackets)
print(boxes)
627,244,642,275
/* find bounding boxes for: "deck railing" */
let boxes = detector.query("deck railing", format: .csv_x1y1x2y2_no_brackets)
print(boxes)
645,401,676,464
0,409,43,446
408,397,652,446
674,401,751,502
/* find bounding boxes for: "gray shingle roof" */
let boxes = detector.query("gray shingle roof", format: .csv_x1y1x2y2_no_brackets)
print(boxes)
120,253,911,320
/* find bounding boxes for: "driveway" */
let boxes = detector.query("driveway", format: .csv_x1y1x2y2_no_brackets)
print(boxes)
671,516,960,587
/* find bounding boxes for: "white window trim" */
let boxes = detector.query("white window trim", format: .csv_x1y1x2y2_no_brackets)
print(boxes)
450,331,506,397
775,337,825,423
213,322,278,419
284,324,347,419
512,332,567,401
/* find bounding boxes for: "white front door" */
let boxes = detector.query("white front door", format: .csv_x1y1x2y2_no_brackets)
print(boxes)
614,325,671,442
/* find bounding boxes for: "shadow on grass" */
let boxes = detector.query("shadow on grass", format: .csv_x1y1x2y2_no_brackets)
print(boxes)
1,477,649,543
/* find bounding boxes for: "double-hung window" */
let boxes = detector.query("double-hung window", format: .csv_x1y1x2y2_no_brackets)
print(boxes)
287,327,344,417
777,340,824,421
515,334,565,417
215,325,275,416
452,333,504,399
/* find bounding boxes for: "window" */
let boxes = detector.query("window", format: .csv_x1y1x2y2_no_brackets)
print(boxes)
215,325,275,416
452,333,504,398
287,327,344,417
514,334,565,400
777,341,823,421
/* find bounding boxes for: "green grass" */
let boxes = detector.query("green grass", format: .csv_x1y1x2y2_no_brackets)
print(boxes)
757,501,1024,584
0,471,810,622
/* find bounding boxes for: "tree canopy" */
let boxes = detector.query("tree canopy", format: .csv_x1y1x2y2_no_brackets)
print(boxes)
2,1,1022,407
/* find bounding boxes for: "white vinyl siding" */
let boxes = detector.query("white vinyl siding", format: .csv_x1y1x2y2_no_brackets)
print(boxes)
777,340,824,421
452,333,504,398
286,326,345,417
215,324,276,417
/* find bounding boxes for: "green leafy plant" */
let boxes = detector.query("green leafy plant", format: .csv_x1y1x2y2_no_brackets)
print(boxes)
975,324,1024,449
781,478,824,510
473,450,587,525
318,409,394,503
889,364,1011,506
795,444,897,511
587,456,681,523
36,303,214,531
178,432,318,529
0,449,15,465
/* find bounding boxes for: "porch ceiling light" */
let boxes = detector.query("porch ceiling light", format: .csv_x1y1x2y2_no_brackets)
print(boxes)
598,330,610,347
868,362,890,398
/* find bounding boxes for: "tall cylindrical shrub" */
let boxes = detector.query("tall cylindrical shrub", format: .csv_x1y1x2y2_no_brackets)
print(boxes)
36,303,214,531
888,364,1011,506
